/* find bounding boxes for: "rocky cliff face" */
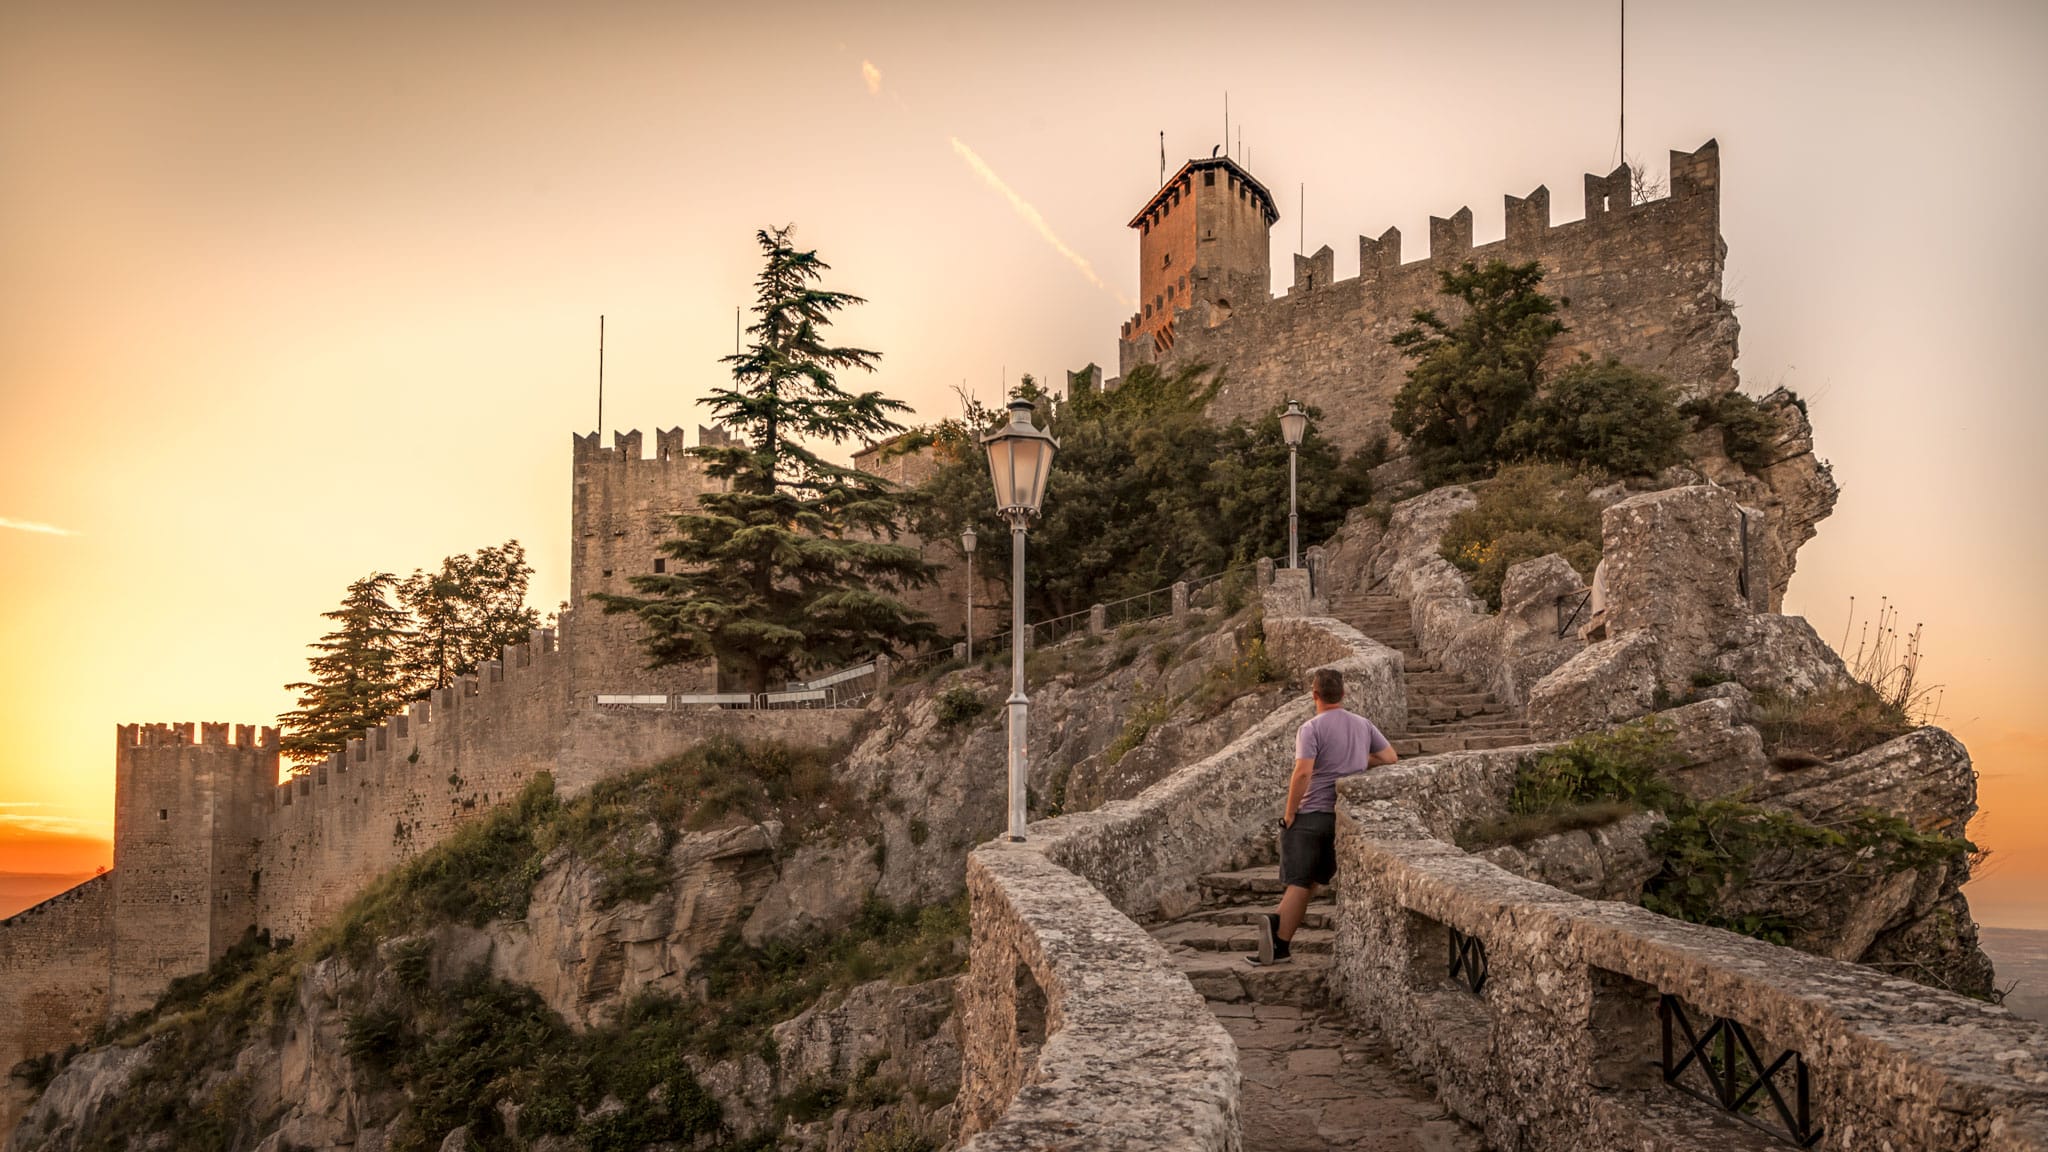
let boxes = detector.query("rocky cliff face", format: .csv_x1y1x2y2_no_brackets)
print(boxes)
9,605,1280,1152
1326,476,1993,1001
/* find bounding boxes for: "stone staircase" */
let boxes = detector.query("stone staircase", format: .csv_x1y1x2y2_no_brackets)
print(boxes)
1147,869,1482,1151
1327,591,1533,756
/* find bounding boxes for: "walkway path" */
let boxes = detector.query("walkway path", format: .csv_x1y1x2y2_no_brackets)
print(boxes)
1148,870,1484,1151
1135,586,1548,1149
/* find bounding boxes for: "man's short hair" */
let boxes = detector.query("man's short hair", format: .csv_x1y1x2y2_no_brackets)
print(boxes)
1312,668,1344,704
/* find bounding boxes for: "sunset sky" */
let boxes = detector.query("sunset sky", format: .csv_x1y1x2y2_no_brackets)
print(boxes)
1,1,2043,923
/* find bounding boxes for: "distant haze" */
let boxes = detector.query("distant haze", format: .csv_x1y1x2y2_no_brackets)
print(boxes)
1,2,2043,923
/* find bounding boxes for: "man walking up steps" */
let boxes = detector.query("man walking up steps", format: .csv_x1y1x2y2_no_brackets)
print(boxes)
1251,667,1397,966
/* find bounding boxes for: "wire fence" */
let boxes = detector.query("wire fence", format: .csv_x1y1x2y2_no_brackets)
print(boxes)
598,557,1273,708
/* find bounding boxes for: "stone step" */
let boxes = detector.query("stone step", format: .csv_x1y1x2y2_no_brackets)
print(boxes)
1416,708,1510,725
1178,903,1337,932
1410,712,1520,729
1150,921,1336,955
1172,949,1330,1007
1410,691,1497,709
1464,733,1539,750
1417,717,1531,733
1198,869,1335,901
1403,673,1476,689
1391,738,1424,757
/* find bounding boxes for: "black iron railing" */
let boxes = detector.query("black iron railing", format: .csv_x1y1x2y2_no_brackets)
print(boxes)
1556,588,1594,639
1447,926,1488,995
1659,995,1822,1148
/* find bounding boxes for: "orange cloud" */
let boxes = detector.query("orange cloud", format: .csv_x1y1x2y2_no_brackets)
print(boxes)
861,59,882,96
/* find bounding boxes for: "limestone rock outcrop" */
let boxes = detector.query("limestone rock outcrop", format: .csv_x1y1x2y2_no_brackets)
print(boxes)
1688,388,1841,611
1523,485,1848,738
1437,554,1588,708
1525,631,1662,739
490,821,780,1026
1477,809,1667,902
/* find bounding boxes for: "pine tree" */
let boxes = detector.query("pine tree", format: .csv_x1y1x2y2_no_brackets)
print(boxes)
280,573,412,768
398,540,541,696
597,226,934,692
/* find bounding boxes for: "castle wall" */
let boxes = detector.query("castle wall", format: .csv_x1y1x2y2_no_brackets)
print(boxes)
254,627,572,942
569,428,722,695
110,723,276,1016
0,876,111,1130
1124,142,1737,452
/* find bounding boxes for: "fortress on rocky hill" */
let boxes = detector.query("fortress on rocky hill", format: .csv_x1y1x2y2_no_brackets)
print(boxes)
1115,141,1734,453
0,138,1768,1117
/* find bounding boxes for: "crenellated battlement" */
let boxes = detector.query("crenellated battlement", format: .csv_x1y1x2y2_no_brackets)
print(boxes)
572,425,742,464
1121,141,1734,450
117,722,279,750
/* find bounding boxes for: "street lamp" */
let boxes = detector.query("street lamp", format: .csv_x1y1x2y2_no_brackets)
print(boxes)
1280,400,1308,569
960,526,977,663
981,398,1058,843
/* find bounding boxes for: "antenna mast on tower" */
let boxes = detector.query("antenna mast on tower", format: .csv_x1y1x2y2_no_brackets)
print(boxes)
1159,131,1165,186
596,315,605,437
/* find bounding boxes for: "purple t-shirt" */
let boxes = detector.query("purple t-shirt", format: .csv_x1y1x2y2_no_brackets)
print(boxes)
1294,708,1390,814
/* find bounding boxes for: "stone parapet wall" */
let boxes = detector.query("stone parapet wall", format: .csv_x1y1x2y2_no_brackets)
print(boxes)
956,848,1238,1151
1333,762,2048,1152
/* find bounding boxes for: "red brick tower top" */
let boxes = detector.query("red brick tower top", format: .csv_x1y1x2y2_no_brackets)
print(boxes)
1124,156,1278,355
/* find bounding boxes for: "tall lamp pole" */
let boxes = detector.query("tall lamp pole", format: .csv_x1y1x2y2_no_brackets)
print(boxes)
981,399,1058,843
960,526,978,663
1281,400,1307,569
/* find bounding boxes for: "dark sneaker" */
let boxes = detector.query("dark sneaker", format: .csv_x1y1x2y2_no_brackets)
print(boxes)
1249,913,1292,966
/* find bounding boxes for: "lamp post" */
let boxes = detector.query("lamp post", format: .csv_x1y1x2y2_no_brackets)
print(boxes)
981,399,1058,843
1281,400,1307,569
960,526,977,663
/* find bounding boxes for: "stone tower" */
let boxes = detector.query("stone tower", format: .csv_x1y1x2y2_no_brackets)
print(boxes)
108,723,277,1014
565,427,728,694
1122,156,1279,355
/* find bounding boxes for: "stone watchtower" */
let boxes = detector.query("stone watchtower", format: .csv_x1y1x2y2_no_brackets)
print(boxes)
108,723,277,1014
564,426,730,694
1121,156,1279,356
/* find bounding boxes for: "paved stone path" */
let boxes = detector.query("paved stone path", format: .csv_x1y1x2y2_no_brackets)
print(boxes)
1149,871,1485,1151
1137,587,1534,1148
1214,1001,1480,1152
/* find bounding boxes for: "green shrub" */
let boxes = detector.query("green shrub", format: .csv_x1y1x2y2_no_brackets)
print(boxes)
1505,719,1681,814
933,685,987,730
1103,695,1172,764
1504,358,1688,477
1189,636,1280,717
1753,682,1914,761
1642,801,1971,945
1390,260,1565,484
1462,719,1681,847
1681,390,1781,471
1439,463,1603,609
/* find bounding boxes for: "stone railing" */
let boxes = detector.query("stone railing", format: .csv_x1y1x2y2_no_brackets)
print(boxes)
1333,754,2048,1152
957,847,1239,1151
956,616,1406,1148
